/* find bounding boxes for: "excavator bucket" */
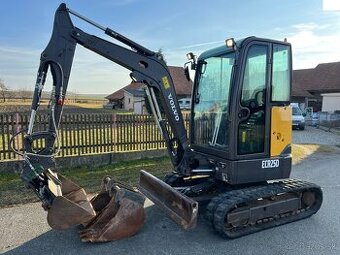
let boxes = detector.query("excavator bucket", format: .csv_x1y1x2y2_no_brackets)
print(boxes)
80,177,145,242
46,173,146,242
46,173,96,230
138,170,198,229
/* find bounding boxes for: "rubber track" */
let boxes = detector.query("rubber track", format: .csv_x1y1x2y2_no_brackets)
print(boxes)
205,179,323,238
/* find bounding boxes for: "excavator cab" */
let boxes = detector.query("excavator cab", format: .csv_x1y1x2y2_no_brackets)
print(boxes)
190,37,293,184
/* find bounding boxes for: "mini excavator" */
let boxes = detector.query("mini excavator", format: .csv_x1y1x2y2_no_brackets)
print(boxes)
11,3,323,242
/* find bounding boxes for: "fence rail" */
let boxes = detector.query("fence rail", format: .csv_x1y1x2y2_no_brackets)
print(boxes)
0,113,190,161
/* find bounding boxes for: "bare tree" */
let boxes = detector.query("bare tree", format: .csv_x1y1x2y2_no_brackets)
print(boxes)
0,78,9,102
157,48,167,63
17,89,32,102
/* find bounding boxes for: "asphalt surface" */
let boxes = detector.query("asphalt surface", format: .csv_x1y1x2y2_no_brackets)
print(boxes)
292,126,340,145
1,128,339,255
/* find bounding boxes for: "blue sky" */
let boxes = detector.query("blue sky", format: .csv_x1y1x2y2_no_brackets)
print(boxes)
0,0,340,94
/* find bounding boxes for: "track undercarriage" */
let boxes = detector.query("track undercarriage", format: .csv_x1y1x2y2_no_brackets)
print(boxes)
165,175,323,238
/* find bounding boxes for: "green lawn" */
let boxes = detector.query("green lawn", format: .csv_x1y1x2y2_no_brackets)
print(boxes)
0,144,338,208
0,156,172,207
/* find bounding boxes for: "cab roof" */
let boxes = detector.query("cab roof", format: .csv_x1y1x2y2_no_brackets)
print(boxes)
197,36,290,60
198,37,249,60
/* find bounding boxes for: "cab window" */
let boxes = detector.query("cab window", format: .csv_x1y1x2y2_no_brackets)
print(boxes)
238,44,268,155
272,44,290,102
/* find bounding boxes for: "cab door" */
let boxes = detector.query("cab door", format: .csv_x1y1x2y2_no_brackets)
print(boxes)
235,41,271,159
231,40,292,161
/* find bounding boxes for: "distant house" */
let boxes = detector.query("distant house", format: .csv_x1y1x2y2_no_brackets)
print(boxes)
105,82,141,109
105,66,193,113
292,61,340,112
123,88,146,114
322,93,340,112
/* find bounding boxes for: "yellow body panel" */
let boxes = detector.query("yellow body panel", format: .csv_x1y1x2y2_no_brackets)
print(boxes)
270,106,292,157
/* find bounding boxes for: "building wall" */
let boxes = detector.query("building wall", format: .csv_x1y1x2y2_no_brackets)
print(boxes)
123,92,146,113
322,93,340,112
133,97,145,114
124,92,134,110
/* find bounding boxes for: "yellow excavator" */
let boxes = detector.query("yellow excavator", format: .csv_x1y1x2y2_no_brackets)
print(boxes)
11,3,323,242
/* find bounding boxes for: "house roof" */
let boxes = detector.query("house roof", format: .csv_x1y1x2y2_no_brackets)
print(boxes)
292,61,340,97
124,88,146,97
168,66,193,95
106,66,193,101
308,61,340,93
106,82,142,101
292,69,314,97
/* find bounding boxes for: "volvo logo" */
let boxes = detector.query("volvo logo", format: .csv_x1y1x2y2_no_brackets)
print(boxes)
168,93,180,121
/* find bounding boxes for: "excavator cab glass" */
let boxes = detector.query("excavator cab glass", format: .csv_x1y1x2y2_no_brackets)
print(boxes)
192,52,235,151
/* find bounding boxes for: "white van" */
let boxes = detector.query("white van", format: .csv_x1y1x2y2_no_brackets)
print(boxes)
178,98,191,110
291,103,305,130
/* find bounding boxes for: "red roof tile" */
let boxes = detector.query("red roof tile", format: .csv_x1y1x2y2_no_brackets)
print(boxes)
168,66,193,96
308,62,340,92
106,66,193,101
292,61,340,97
106,82,143,100
292,69,314,97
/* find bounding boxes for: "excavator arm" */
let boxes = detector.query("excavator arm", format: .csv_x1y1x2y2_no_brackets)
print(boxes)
27,3,189,175
13,3,197,242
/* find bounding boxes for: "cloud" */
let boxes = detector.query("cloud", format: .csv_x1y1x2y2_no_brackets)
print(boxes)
71,46,132,92
0,46,41,90
291,23,330,31
173,40,222,50
102,0,139,7
323,0,340,11
286,20,340,69
0,44,131,94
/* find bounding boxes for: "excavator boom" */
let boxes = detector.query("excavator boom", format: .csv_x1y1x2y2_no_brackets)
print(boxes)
12,3,197,242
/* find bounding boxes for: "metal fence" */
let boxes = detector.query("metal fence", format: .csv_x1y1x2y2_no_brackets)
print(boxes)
0,113,190,161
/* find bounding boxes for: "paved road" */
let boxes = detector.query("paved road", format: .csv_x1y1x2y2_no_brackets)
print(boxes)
293,126,340,145
1,151,340,255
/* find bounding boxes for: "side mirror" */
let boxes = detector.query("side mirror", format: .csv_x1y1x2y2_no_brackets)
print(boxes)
185,52,197,70
186,52,195,61
184,65,191,81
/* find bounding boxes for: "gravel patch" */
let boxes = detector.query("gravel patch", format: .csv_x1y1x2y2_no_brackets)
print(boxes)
293,126,340,145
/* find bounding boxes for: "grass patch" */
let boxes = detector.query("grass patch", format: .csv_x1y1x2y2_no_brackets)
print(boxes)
292,144,337,165
1,144,338,207
0,156,172,208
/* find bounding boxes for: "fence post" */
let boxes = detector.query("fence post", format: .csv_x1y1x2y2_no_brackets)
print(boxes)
15,113,21,159
112,114,116,152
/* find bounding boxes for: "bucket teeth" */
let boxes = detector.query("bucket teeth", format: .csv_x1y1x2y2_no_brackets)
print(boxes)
80,197,145,242
80,178,145,242
45,174,146,242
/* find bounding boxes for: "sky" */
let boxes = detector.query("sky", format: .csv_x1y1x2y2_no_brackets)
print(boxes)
0,0,340,94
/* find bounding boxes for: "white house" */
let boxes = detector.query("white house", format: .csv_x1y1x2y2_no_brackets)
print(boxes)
123,88,146,114
321,93,340,113
105,66,193,113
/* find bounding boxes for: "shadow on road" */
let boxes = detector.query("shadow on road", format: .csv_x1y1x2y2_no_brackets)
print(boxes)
2,205,218,255
3,199,336,255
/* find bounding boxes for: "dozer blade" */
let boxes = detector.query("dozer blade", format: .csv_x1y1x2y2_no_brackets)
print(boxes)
46,174,96,230
138,170,198,229
80,177,145,242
